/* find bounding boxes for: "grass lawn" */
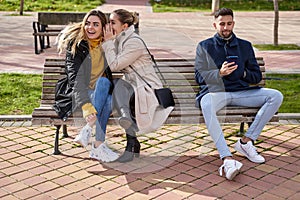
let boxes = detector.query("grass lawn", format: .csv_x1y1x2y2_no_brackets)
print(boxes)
1,0,299,13
0,0,105,12
254,44,300,51
0,73,42,115
0,73,299,115
150,0,300,12
266,73,300,113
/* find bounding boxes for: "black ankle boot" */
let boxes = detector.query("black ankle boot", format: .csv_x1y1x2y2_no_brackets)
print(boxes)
133,138,140,158
118,107,134,130
117,134,139,163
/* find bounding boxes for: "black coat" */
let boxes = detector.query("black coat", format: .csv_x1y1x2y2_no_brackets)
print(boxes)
53,40,113,121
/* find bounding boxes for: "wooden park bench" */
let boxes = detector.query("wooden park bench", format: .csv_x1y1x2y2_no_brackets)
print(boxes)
31,57,279,155
32,12,139,54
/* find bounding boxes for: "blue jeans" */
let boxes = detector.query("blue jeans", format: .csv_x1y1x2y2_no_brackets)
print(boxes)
88,77,112,142
200,88,283,159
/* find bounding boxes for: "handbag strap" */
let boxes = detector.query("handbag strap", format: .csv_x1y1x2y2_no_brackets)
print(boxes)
126,36,168,86
129,65,152,88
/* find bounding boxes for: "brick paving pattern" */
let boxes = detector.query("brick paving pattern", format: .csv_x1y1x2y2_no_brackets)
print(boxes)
0,124,299,199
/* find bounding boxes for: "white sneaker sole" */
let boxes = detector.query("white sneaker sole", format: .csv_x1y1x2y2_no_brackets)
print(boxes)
235,145,265,163
89,144,119,163
226,169,240,180
226,161,243,180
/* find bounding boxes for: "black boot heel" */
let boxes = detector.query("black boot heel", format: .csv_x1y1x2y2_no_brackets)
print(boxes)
134,139,140,158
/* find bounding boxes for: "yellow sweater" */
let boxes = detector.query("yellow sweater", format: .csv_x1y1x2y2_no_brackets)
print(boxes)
81,39,105,118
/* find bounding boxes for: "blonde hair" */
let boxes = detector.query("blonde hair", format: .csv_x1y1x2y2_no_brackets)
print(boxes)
112,9,138,27
56,9,107,56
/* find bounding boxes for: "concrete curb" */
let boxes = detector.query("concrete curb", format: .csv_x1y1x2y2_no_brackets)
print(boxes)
277,113,300,120
0,115,32,121
0,113,299,122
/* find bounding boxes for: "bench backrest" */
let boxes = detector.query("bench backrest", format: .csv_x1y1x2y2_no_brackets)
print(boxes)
38,12,86,25
37,57,265,124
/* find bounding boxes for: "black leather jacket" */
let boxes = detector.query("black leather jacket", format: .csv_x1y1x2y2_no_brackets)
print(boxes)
53,40,113,120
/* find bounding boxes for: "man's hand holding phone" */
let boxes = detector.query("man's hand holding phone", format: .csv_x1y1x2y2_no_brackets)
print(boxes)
219,56,238,77
226,56,238,65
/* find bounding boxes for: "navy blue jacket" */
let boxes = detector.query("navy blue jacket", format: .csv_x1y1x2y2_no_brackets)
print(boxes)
194,33,262,106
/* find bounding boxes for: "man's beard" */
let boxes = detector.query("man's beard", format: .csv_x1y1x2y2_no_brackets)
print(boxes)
221,30,232,39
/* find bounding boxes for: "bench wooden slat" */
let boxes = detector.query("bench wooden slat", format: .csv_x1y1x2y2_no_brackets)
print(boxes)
40,100,55,105
33,32,61,36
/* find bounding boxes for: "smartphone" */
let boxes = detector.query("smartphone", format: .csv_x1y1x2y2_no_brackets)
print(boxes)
226,56,238,64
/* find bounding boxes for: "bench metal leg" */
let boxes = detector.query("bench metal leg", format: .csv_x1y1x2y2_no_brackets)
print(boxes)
40,25,47,50
36,35,44,54
239,122,252,135
33,22,41,54
247,122,252,130
46,35,51,48
239,122,245,135
62,124,68,138
53,125,61,155
34,35,39,54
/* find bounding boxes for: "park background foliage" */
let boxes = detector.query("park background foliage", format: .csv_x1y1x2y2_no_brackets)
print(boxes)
0,0,105,12
150,0,300,12
1,0,300,12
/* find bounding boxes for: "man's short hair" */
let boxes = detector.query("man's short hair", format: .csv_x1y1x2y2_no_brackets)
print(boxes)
214,8,234,19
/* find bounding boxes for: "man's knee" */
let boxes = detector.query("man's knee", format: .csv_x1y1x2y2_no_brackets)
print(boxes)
275,90,283,104
200,94,213,110
270,89,283,105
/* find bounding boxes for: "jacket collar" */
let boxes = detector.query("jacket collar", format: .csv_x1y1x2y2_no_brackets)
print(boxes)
214,33,238,47
79,40,89,50
116,25,135,46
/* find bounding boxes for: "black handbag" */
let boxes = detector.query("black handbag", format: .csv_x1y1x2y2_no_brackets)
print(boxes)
154,87,175,108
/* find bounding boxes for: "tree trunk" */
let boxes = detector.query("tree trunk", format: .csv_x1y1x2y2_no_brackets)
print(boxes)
20,0,24,15
211,0,220,15
273,0,279,46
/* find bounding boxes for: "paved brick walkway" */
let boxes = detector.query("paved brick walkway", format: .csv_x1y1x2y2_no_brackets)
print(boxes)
0,1,300,199
0,123,299,199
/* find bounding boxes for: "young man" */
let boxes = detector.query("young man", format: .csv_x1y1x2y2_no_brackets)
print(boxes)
194,8,283,180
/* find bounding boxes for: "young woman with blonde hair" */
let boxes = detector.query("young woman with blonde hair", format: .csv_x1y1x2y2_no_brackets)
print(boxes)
54,9,119,162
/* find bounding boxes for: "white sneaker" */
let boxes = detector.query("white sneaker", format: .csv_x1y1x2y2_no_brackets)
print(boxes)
89,142,119,162
219,159,243,180
234,140,265,163
73,124,92,147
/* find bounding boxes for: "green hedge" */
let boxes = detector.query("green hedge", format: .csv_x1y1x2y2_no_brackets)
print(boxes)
150,0,300,12
0,0,105,12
